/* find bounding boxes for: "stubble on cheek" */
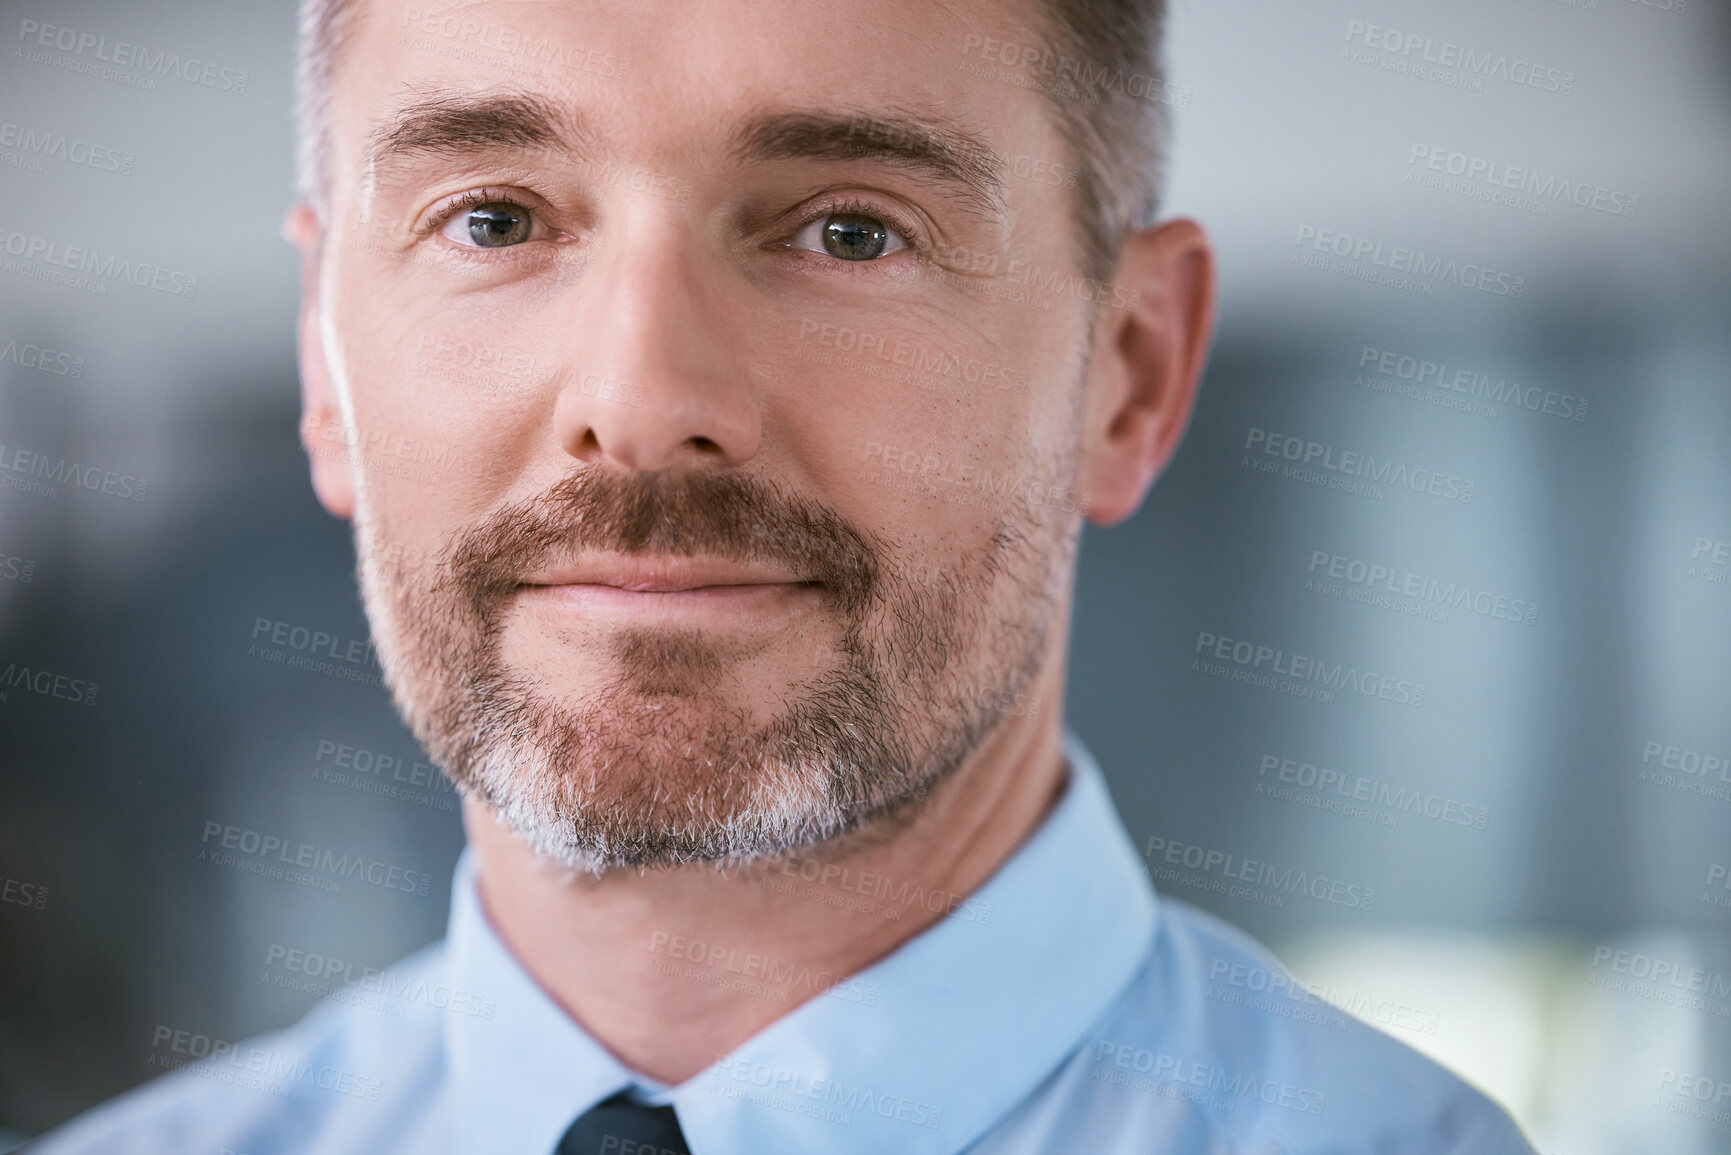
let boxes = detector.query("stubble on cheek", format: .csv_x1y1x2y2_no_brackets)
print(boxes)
346,459,1074,870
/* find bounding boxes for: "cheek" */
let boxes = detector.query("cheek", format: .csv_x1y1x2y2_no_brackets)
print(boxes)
762,305,1078,568
330,293,552,535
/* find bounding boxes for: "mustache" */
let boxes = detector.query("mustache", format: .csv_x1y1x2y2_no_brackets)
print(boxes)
441,468,883,616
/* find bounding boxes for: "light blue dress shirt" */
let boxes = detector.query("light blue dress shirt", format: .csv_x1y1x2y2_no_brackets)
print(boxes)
30,734,1537,1154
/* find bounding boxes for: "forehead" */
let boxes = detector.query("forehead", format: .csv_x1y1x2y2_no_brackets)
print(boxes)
327,0,1052,178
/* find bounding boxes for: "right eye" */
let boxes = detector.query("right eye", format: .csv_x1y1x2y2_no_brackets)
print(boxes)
440,202,536,248
791,212,908,262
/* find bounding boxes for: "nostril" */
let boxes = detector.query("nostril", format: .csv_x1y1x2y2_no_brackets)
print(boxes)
566,427,604,461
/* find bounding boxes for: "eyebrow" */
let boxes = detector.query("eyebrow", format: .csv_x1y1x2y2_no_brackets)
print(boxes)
366,93,1008,218
734,110,1007,219
367,91,588,175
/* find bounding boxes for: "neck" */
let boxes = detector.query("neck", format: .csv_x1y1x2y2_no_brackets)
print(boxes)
462,655,1070,1085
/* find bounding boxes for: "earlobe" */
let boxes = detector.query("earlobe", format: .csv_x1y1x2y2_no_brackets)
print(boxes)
1078,218,1216,527
285,203,356,520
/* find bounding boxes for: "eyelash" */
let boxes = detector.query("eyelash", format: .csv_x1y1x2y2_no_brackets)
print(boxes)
784,195,926,261
419,187,543,242
417,188,927,263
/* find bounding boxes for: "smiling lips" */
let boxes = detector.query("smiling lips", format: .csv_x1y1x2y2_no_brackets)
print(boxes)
516,554,819,615
522,553,809,591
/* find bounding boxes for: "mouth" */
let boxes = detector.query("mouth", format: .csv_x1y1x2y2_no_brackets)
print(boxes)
515,554,823,619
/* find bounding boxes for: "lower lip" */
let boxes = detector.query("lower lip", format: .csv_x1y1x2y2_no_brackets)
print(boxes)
517,582,820,619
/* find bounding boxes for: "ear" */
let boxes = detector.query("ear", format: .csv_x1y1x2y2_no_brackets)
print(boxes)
283,203,355,520
1076,218,1216,527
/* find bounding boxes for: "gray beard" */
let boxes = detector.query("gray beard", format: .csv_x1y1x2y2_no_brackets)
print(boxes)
352,469,1071,875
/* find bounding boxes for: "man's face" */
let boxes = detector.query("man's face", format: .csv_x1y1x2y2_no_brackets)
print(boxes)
307,0,1109,871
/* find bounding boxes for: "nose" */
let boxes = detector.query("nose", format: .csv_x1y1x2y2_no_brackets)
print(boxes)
552,221,761,472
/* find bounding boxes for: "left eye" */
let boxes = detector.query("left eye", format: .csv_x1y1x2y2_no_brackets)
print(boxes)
441,202,535,248
792,212,907,261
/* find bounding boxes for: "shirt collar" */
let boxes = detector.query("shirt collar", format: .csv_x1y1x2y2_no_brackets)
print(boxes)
444,856,638,1155
443,730,1158,1155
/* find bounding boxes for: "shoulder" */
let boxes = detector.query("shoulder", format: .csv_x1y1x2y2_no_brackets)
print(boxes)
1111,899,1537,1153
26,942,450,1155
978,899,1538,1155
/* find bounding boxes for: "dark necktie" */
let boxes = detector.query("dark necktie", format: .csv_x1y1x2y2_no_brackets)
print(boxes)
555,1090,693,1155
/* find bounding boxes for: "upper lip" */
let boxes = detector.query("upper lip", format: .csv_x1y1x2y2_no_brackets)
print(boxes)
519,554,809,592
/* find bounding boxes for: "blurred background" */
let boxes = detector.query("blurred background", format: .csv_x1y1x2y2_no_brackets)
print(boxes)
2,0,1728,1150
